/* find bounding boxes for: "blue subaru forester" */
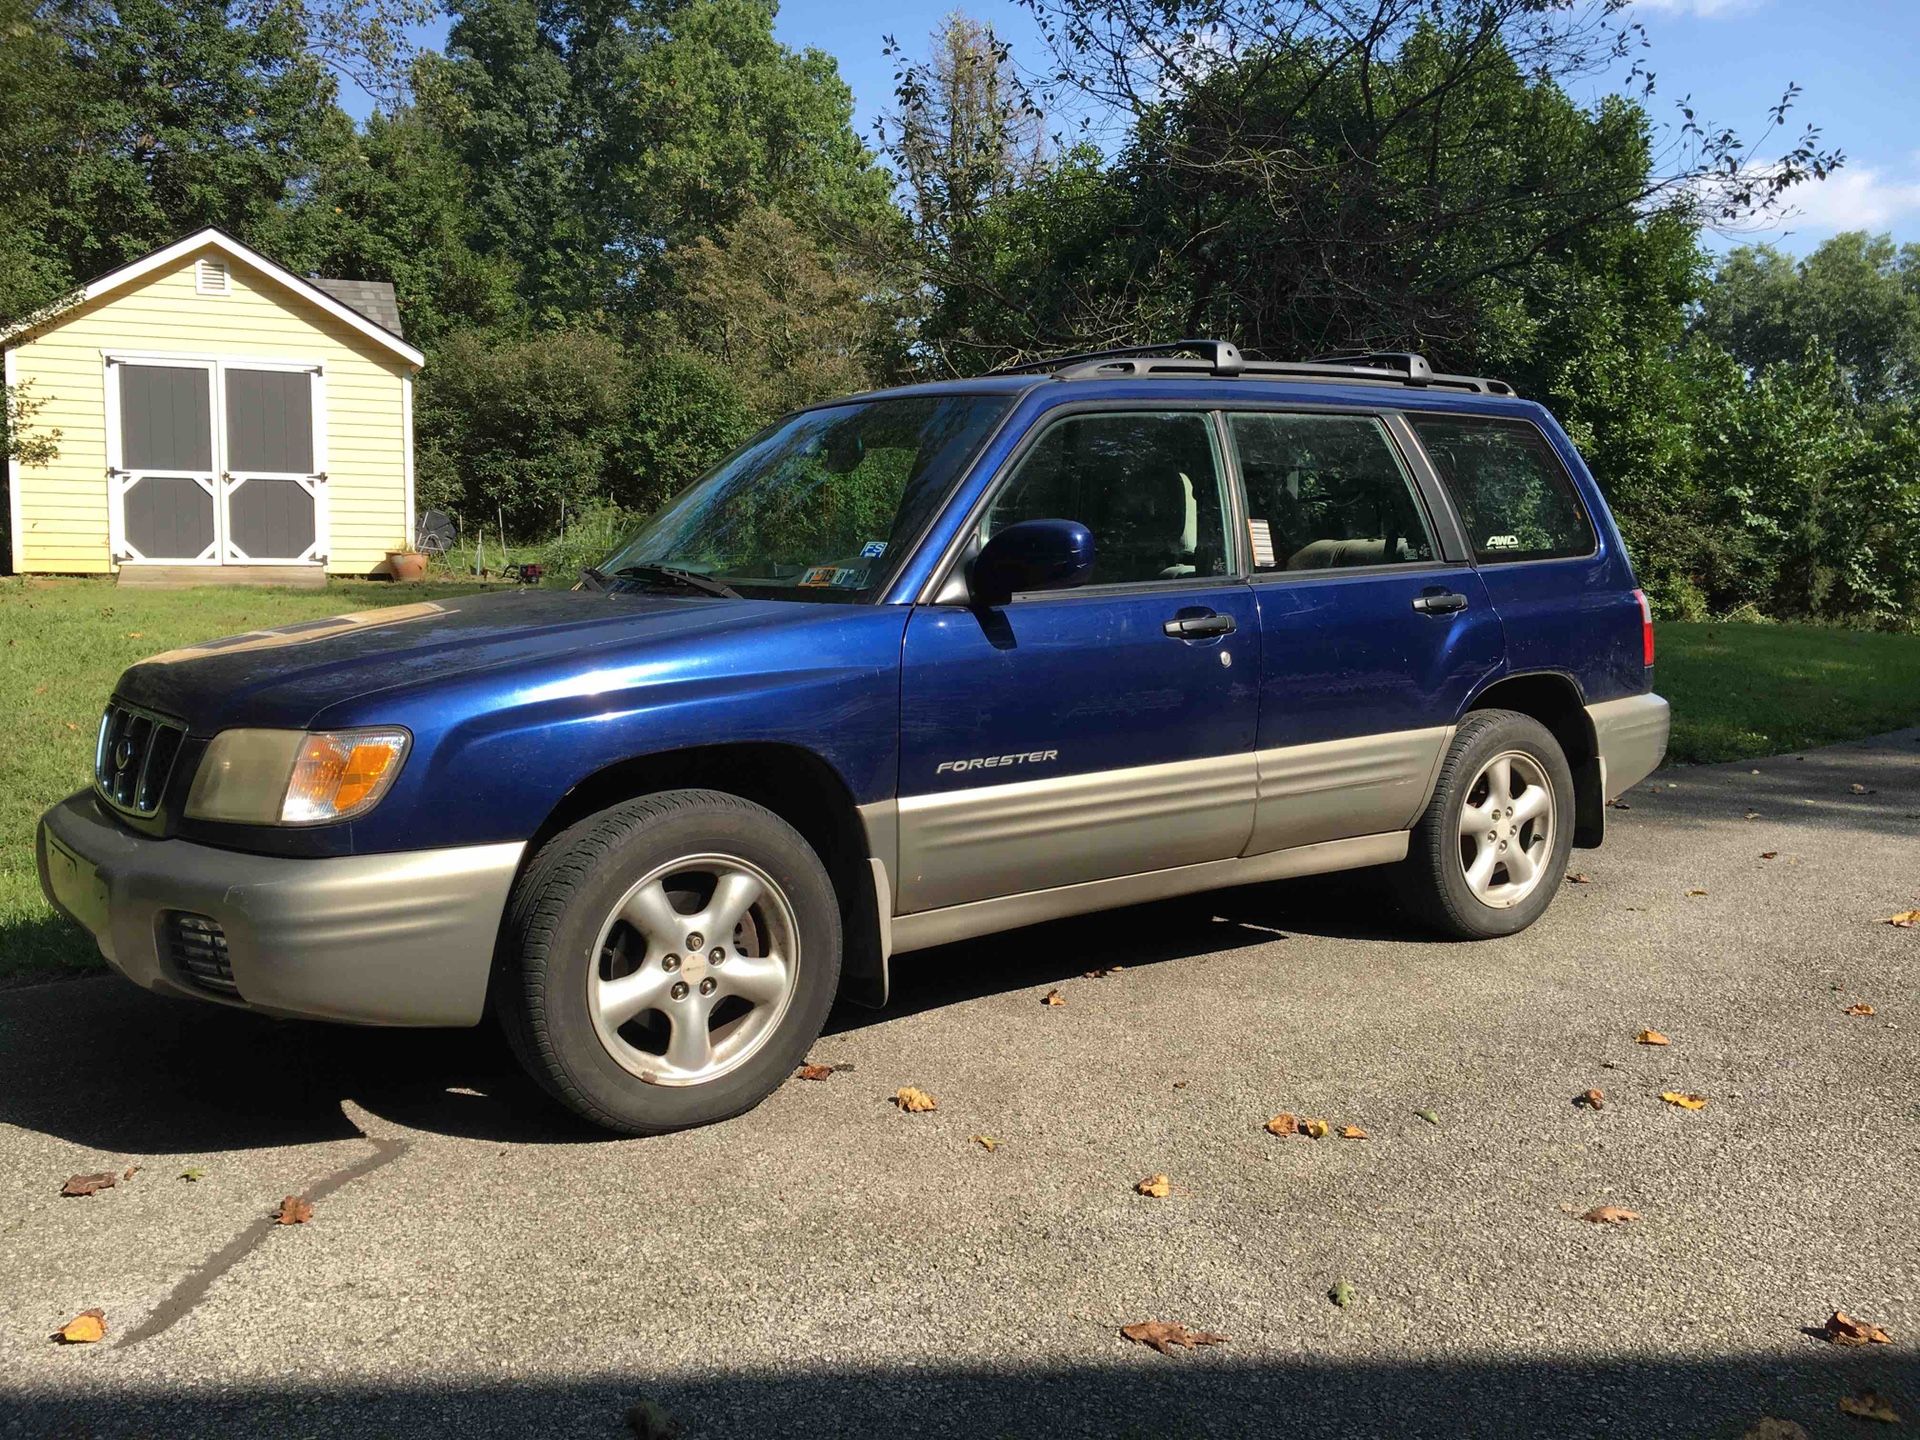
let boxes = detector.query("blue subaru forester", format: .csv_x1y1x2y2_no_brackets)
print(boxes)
38,343,1669,1133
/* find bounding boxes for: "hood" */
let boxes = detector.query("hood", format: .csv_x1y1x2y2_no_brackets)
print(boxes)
112,588,841,732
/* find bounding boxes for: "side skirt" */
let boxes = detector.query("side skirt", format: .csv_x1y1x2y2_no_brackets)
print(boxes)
888,830,1408,957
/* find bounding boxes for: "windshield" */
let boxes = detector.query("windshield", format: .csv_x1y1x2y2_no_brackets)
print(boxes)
595,394,1012,601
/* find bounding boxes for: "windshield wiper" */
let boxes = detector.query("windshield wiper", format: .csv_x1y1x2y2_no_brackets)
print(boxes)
609,564,741,599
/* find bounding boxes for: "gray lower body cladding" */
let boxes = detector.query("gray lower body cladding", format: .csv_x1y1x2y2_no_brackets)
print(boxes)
37,791,522,1026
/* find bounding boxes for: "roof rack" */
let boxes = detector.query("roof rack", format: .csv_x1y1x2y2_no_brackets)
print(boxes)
998,339,1514,396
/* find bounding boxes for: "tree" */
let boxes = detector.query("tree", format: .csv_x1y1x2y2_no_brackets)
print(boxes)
1699,232,1920,407
667,204,894,416
18,0,353,294
428,0,894,327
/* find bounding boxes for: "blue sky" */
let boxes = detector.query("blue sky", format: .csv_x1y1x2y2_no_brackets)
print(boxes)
354,0,1920,255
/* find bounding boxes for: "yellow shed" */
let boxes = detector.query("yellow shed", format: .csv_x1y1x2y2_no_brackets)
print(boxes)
3,227,425,584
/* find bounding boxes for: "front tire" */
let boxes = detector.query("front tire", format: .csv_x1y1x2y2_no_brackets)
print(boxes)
498,790,841,1134
1396,710,1574,940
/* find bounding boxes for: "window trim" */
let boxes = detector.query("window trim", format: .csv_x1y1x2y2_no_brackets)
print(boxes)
1401,411,1599,567
1224,406,1458,581
922,399,1245,605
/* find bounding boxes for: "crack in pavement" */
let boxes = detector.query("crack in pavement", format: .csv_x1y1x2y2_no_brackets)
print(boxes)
116,1137,410,1349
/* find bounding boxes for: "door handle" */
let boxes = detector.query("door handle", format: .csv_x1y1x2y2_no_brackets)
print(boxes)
1164,612,1237,639
1412,592,1469,615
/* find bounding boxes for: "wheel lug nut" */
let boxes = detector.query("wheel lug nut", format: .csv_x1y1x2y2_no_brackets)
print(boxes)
686,932,704,950
1499,841,1508,851
670,981,689,1001
698,977,717,996
709,947,726,964
662,954,680,972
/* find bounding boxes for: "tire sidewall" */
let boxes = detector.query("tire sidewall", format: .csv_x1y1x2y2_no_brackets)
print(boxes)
521,797,840,1132
1429,715,1576,938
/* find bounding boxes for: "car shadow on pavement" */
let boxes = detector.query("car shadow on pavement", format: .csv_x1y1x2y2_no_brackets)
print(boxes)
861,866,1418,1028
0,868,1410,1154
5,1348,1914,1439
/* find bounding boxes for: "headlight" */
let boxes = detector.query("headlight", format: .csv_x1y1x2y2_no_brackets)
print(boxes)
184,728,411,826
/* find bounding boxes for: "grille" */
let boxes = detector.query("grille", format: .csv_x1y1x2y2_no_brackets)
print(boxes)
95,701,187,817
164,912,238,996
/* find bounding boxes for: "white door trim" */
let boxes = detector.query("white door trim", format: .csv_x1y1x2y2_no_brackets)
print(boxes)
105,354,221,565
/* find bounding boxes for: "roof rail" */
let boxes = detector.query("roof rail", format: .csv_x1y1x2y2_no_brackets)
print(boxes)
1000,338,1244,376
995,338,1513,395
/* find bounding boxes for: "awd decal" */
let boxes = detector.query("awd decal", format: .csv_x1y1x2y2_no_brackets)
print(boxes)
935,749,1059,776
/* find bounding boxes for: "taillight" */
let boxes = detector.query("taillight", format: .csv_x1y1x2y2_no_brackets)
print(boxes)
1633,588,1654,667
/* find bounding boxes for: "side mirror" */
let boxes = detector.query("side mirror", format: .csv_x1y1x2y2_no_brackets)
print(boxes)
969,518,1096,608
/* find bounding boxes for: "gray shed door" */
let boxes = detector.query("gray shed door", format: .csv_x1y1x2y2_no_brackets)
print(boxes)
222,367,320,561
118,364,216,561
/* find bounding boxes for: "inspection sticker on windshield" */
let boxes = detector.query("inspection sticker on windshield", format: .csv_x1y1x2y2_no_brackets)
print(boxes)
859,540,887,558
799,566,837,587
800,565,864,588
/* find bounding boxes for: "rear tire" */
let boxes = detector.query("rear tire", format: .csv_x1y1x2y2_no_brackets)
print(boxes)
1396,710,1574,940
498,789,841,1134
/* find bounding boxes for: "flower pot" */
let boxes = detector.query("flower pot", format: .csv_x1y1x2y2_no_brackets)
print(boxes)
387,550,429,583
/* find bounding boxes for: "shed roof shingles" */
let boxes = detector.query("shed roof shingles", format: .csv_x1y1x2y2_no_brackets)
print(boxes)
307,277,404,339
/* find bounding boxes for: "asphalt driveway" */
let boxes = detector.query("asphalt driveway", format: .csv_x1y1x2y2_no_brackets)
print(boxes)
3,731,1917,1439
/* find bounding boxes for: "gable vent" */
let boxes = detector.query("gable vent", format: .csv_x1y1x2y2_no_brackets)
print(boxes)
195,258,230,295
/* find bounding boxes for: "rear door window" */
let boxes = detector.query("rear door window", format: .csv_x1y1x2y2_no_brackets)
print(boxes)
1409,416,1594,563
1229,411,1437,572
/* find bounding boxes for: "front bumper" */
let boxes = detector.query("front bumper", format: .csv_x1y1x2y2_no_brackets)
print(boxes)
37,791,524,1026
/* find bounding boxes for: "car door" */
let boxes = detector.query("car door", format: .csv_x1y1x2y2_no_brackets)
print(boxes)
1229,407,1505,854
895,407,1259,913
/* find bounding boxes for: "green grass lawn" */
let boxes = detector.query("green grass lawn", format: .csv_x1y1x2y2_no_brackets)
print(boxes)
2,580,1917,982
1657,621,1920,765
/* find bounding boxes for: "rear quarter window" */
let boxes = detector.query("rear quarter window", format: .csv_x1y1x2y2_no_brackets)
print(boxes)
1410,415,1595,564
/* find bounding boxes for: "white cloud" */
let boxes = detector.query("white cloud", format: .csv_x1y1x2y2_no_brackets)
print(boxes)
1764,165,1920,235
1631,0,1759,15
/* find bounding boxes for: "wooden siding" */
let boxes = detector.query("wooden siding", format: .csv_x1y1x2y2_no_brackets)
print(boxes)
6,244,416,575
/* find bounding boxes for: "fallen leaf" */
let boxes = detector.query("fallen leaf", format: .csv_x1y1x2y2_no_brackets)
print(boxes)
1824,1310,1893,1346
179,1168,204,1182
1082,966,1124,979
1338,1125,1369,1140
1659,1091,1709,1110
125,631,143,639
1415,1109,1439,1125
892,1086,937,1113
1171,1080,1188,1090
1135,1173,1171,1198
61,1172,117,1198
1744,810,1761,821
969,1134,997,1153
1580,1205,1640,1224
1119,1320,1227,1354
122,1166,140,1181
1566,872,1591,885
1843,1003,1876,1017
1687,888,1708,897
1849,783,1875,796
275,1195,314,1225
1880,910,1919,928
1608,798,1631,810
1838,1391,1901,1423
1302,1118,1330,1140
1760,851,1778,860
626,1397,683,1440
1328,1279,1356,1308
1636,1029,1671,1046
53,1309,106,1344
1264,1112,1300,1136
1575,1088,1606,1110
1742,1420,1811,1440
1042,988,1066,1007
795,1064,834,1081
